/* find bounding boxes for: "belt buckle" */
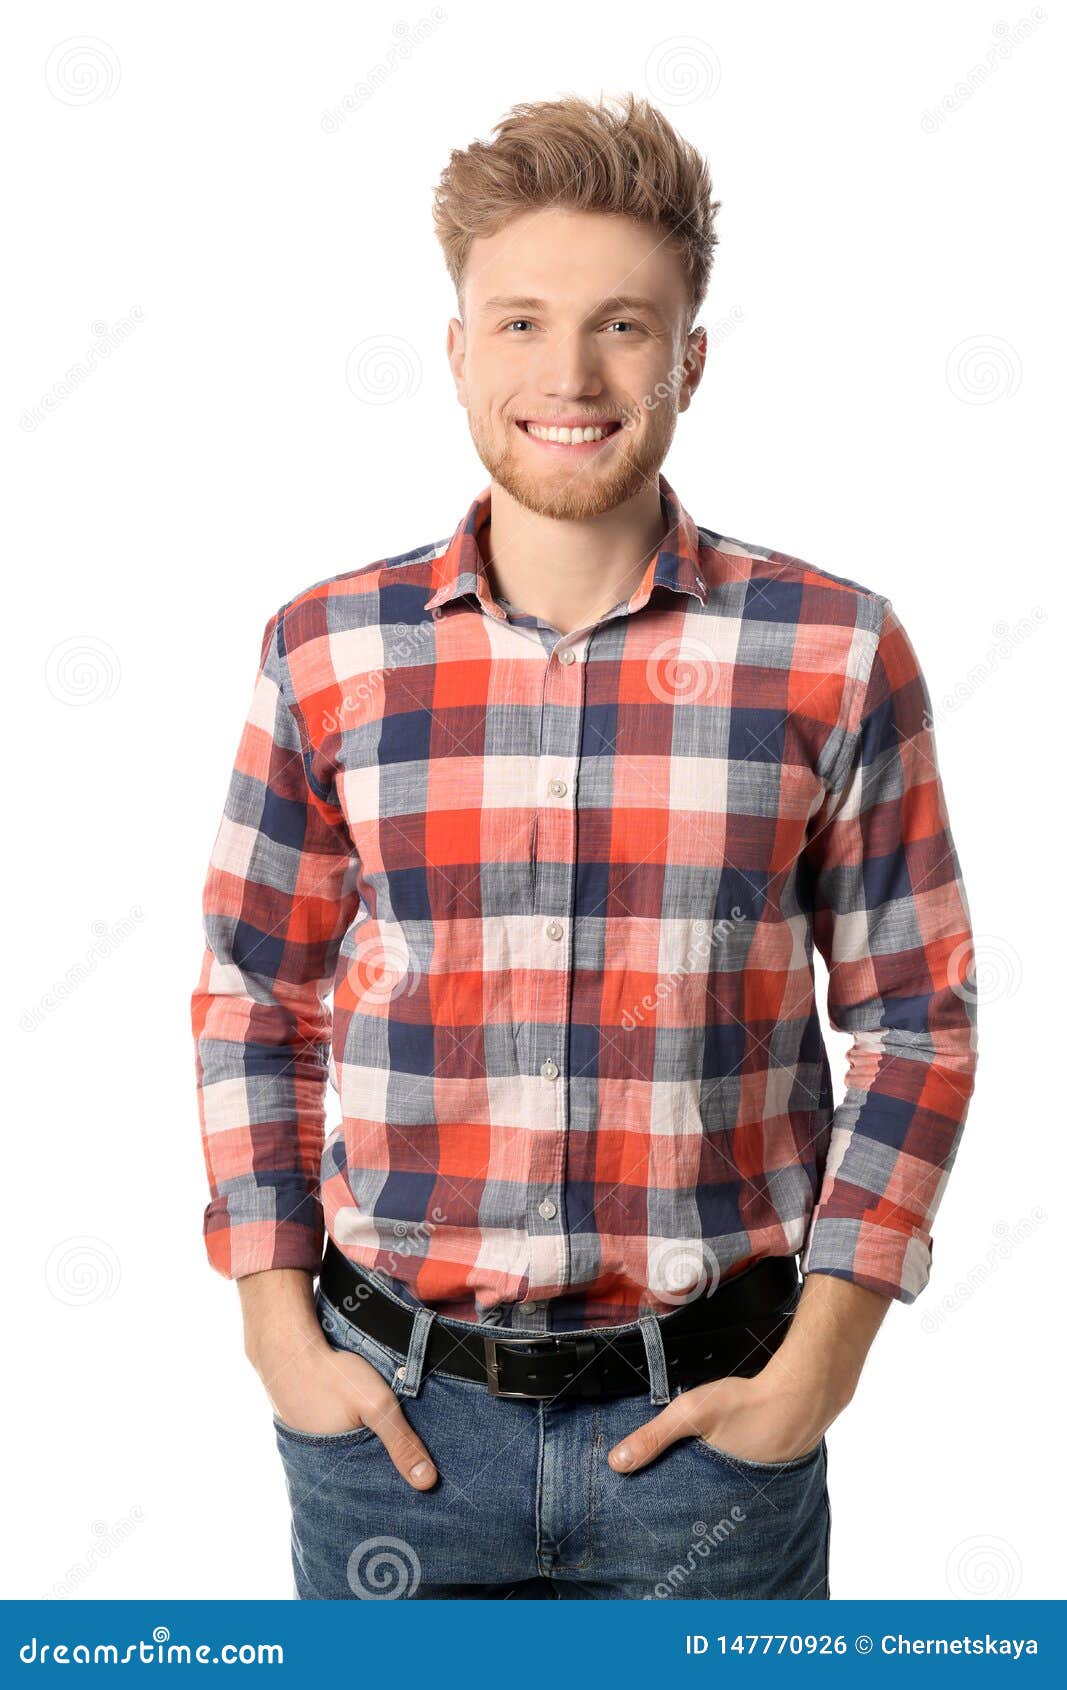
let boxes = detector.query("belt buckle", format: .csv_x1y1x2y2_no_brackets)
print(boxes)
484,1332,567,1400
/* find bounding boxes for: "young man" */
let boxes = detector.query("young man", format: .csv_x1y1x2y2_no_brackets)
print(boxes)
191,94,977,1601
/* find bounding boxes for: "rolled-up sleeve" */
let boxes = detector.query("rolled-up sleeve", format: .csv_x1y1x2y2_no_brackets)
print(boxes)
799,600,978,1304
190,607,361,1279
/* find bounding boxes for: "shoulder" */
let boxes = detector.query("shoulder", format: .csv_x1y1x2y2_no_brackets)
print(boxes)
696,524,890,643
266,533,452,658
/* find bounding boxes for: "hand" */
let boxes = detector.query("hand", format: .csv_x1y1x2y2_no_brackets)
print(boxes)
606,1270,892,1473
238,1266,438,1491
606,1368,836,1473
265,1341,438,1488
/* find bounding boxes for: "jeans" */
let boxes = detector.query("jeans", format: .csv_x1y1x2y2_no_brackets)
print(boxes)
273,1274,831,1600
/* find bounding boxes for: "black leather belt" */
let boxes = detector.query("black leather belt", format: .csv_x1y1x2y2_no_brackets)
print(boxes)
318,1239,801,1402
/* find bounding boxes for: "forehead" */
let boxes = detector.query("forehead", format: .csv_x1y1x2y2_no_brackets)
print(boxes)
464,206,688,319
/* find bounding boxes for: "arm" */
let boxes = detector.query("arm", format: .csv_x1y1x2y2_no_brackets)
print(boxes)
190,607,437,1486
609,600,978,1473
798,598,979,1304
190,606,360,1278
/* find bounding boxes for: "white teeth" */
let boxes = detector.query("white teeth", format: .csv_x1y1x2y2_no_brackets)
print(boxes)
526,422,612,444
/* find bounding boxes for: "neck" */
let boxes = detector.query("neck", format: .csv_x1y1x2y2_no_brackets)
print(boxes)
482,477,669,636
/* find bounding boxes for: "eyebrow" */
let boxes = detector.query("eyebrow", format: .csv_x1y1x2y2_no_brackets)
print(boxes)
479,293,671,326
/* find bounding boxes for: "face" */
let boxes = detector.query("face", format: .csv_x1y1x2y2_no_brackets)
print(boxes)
446,207,706,521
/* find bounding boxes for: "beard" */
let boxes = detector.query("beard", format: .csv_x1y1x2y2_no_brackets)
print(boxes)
466,402,678,522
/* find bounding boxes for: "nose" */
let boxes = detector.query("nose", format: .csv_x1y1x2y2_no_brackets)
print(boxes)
533,331,606,402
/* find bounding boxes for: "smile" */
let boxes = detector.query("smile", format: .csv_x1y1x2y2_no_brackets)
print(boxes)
516,418,624,452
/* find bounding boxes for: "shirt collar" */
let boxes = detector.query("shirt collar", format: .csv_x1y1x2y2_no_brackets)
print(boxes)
424,472,708,619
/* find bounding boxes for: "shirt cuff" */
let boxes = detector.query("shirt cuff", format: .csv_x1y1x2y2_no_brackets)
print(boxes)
800,1214,932,1305
204,1204,324,1280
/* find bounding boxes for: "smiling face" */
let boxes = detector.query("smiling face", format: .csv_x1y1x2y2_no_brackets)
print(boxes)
446,207,706,521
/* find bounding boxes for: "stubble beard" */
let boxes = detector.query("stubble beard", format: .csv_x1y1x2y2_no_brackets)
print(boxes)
467,404,678,522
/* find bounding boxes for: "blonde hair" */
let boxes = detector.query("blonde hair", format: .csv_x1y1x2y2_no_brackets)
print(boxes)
432,92,720,332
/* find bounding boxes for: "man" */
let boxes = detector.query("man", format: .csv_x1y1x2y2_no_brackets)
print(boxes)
191,93,977,1601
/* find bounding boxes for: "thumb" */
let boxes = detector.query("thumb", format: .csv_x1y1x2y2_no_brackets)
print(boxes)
607,1400,690,1474
365,1392,439,1490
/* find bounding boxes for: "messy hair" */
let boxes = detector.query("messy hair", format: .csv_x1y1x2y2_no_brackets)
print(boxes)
432,92,720,332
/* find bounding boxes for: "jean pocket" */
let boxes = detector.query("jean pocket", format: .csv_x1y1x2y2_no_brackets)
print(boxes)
272,1415,377,1449
691,1434,825,1476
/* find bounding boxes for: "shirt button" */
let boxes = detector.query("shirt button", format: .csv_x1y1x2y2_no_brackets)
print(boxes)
557,648,576,665
540,1059,559,1080
545,919,564,941
538,1198,557,1220
548,778,568,798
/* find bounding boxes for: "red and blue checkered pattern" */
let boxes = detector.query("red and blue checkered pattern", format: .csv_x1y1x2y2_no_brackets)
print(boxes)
191,475,977,1327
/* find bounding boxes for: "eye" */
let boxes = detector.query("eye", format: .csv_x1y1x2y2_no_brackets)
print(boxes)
504,319,534,333
604,320,639,334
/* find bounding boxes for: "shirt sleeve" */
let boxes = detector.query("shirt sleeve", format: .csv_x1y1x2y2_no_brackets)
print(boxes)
798,599,978,1304
190,607,361,1279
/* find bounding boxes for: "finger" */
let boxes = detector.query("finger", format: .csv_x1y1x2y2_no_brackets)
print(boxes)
607,1401,691,1473
607,1375,749,1472
334,1353,438,1485
367,1396,439,1490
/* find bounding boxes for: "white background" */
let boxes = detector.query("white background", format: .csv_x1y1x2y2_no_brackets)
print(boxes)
3,0,1062,1602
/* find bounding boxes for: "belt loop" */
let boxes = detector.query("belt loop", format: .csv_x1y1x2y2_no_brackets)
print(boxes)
395,1305,436,1398
638,1314,671,1406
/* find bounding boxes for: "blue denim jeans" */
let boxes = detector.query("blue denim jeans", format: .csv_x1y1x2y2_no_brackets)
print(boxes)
273,1275,831,1600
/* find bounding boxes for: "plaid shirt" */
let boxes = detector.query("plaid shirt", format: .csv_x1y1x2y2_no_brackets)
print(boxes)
191,474,978,1329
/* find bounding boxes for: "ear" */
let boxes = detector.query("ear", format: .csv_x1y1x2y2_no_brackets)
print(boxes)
446,316,468,407
677,326,708,415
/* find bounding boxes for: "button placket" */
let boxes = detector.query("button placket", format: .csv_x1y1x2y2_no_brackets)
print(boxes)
527,637,586,1280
